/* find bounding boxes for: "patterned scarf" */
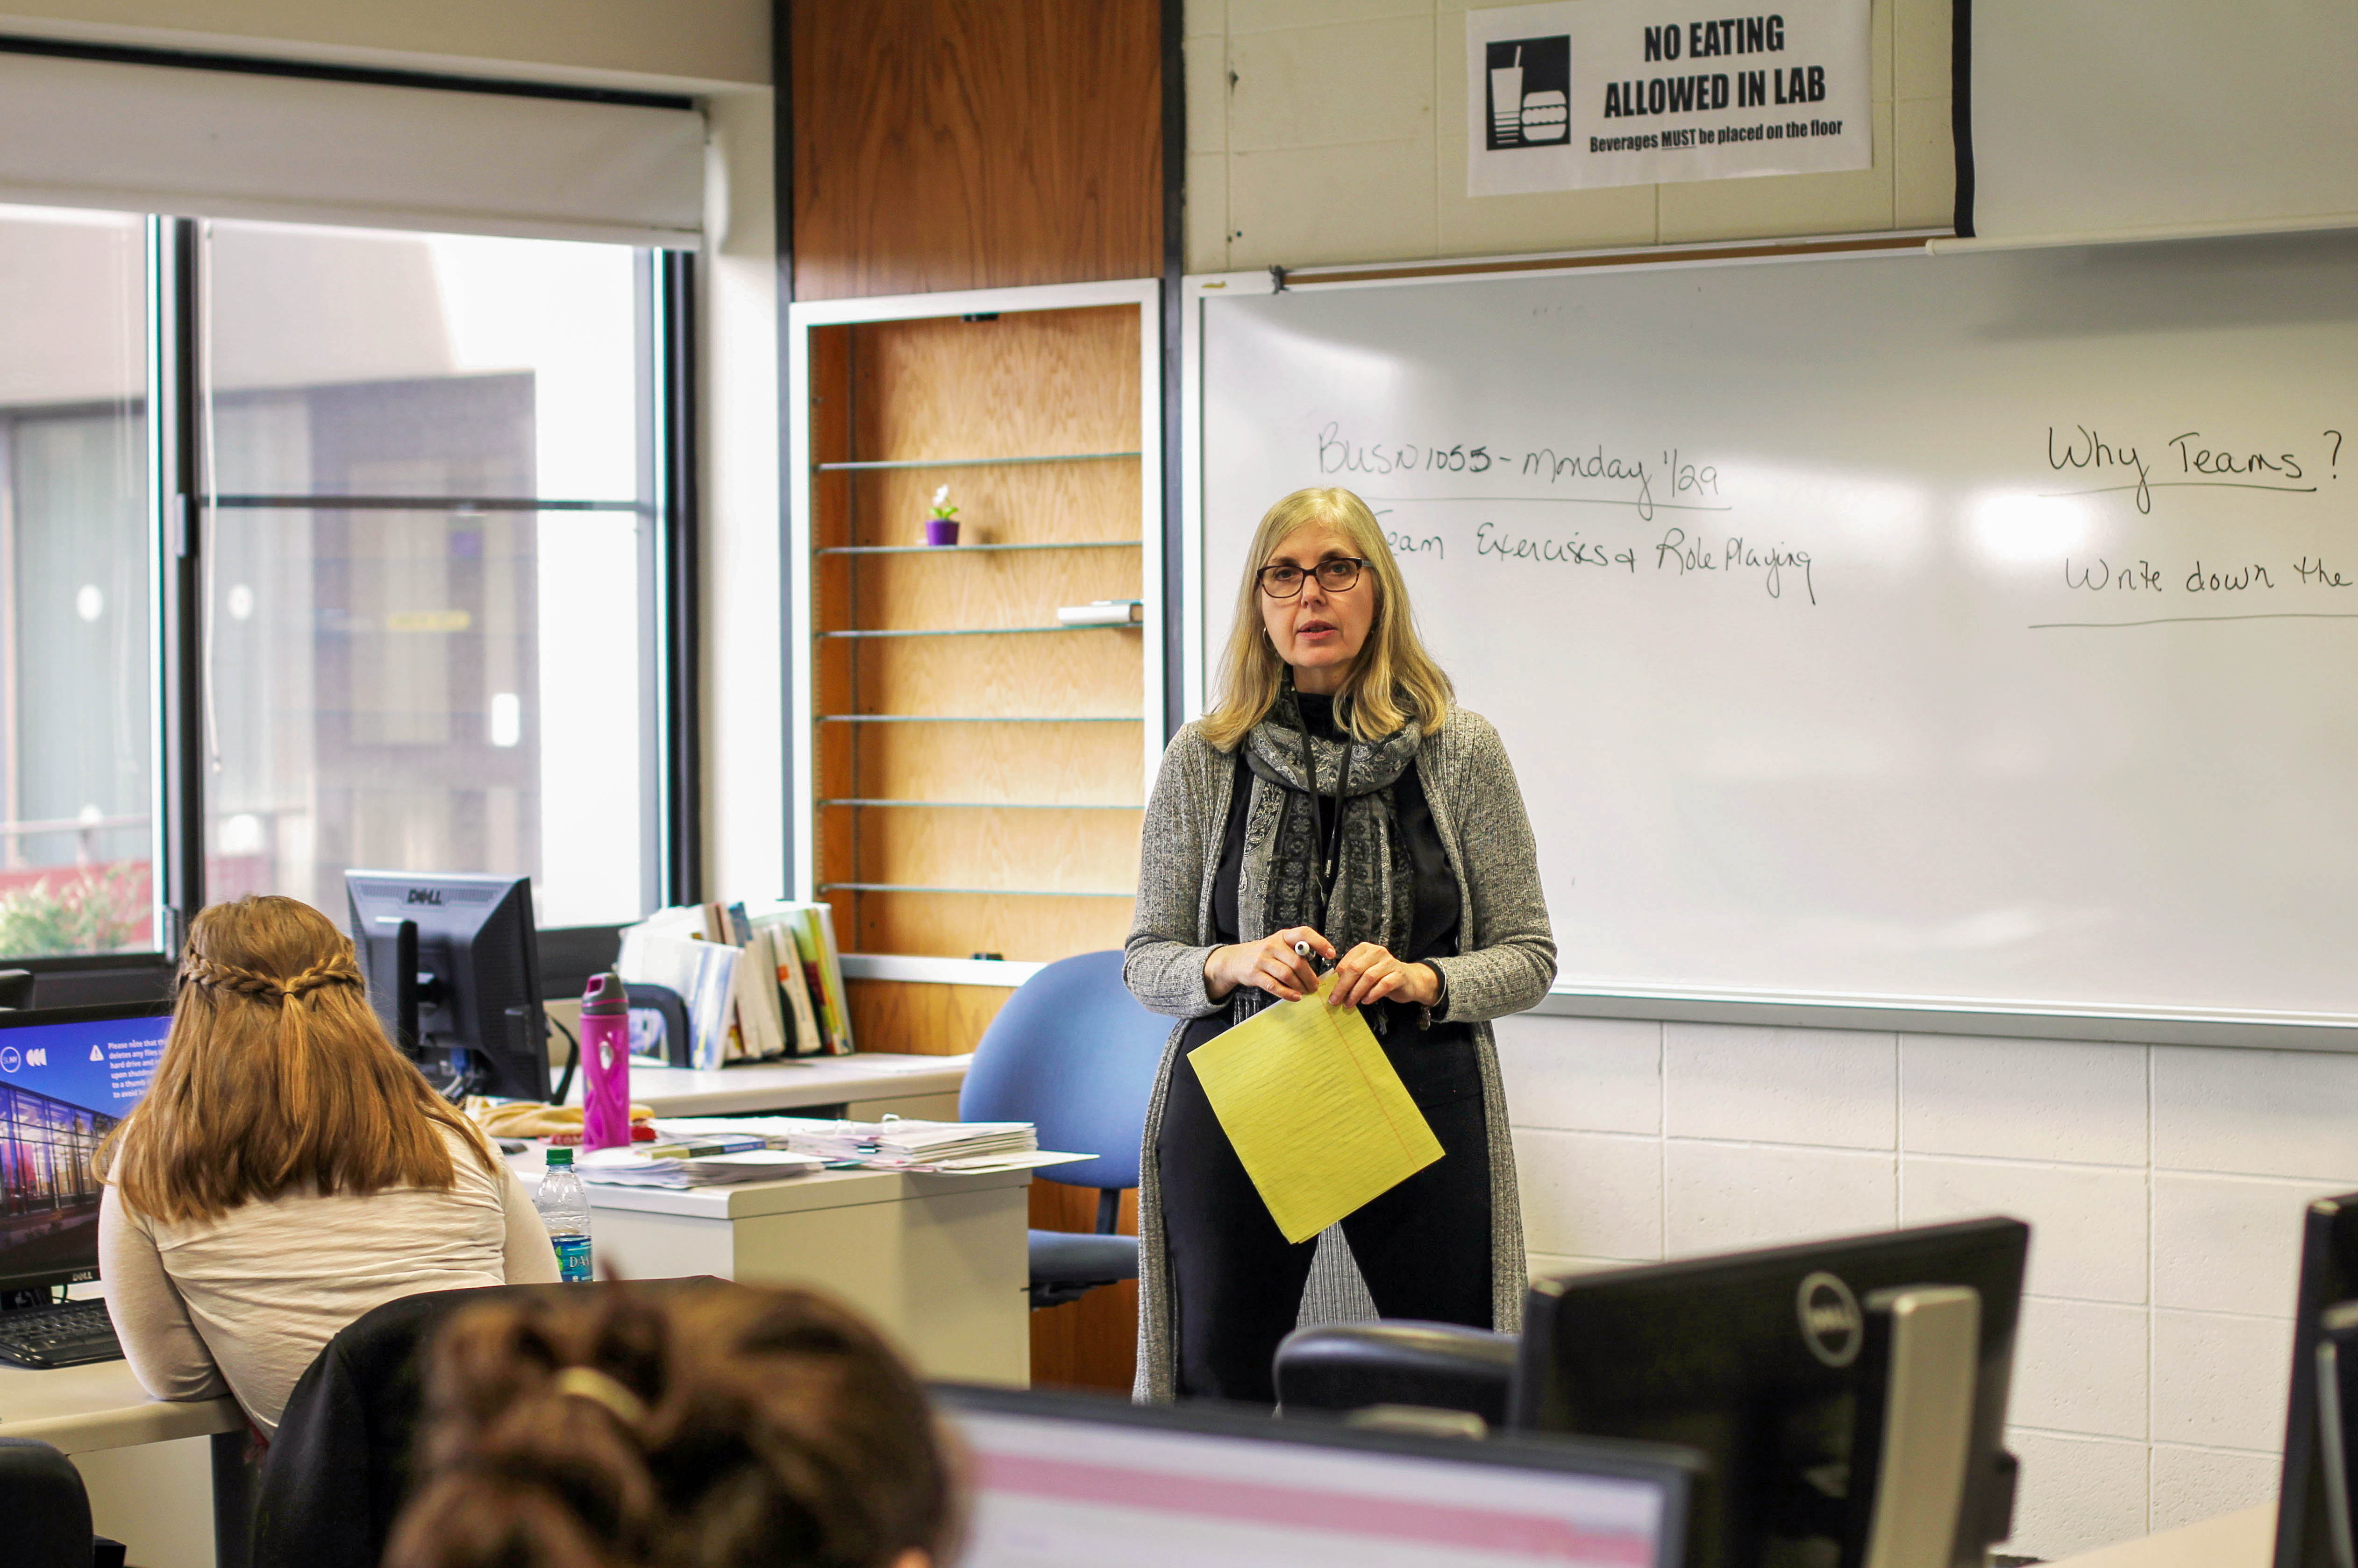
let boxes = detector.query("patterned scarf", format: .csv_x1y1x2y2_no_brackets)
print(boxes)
1231,688,1422,1032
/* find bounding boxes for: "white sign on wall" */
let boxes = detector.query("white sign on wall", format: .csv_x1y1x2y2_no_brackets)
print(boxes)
1466,0,1872,196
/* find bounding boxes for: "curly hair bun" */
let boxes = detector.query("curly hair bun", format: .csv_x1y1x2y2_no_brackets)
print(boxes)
385,1284,956,1568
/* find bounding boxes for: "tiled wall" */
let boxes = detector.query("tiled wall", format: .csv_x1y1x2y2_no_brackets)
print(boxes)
1183,0,1955,274
1497,1014,2358,1560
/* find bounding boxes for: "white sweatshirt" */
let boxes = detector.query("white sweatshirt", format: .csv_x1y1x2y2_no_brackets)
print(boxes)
98,1128,560,1437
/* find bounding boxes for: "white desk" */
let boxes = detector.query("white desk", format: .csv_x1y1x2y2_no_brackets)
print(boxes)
0,1361,240,1568
573,1053,972,1120
527,1159,1032,1387
0,1359,238,1454
2048,1504,2273,1568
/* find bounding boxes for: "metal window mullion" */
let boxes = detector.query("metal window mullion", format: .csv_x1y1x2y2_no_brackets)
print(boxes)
650,250,700,908
147,216,204,948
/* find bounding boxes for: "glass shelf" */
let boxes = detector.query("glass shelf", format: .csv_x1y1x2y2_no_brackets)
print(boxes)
819,882,1135,898
816,624,1140,639
813,451,1141,472
816,539,1143,555
819,799,1142,809
817,714,1139,724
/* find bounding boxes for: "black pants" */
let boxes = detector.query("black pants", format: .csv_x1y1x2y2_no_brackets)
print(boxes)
1157,1010,1493,1405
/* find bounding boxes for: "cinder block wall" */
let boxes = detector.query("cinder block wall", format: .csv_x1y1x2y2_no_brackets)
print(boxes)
1500,1015,2350,1560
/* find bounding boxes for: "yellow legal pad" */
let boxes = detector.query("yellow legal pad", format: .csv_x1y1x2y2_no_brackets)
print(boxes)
1186,973,1446,1244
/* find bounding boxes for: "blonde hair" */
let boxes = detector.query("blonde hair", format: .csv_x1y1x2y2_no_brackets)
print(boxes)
1201,486,1453,750
99,894,497,1224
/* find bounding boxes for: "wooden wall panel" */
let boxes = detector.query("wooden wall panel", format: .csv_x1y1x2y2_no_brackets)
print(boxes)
850,310,1142,455
854,891,1133,961
855,806,1139,891
846,978,1008,1055
848,546,1143,633
1028,1184,1140,1393
843,635,1144,719
791,3,1163,300
850,723,1142,805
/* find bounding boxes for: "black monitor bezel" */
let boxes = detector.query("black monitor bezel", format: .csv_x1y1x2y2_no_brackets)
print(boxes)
2273,1191,2358,1568
1514,1216,2029,1568
932,1381,1700,1568
0,998,174,1296
345,869,547,1100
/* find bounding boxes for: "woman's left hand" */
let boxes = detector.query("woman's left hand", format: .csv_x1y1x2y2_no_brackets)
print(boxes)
1328,944,1441,1010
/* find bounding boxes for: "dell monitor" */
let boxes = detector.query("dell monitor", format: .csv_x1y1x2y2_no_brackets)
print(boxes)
0,1000,174,1306
2272,1191,2358,1568
1514,1217,2029,1568
936,1382,1700,1568
346,870,547,1100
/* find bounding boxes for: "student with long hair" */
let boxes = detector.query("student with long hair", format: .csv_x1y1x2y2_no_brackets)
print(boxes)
385,1284,957,1568
98,894,558,1437
1125,486,1556,1404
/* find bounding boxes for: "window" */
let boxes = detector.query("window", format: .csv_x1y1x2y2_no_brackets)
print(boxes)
0,207,154,955
0,204,690,957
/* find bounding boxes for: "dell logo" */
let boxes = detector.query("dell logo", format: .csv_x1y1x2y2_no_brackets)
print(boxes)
406,888,443,905
1796,1270,1864,1367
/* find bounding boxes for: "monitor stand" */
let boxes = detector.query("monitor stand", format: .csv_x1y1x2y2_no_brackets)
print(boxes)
1847,1285,1985,1568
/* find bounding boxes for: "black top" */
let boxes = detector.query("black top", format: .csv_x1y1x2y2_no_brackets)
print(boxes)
1190,694,1477,1109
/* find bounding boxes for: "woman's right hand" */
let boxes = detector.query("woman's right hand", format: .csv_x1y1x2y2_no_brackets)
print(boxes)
1204,928,1336,1003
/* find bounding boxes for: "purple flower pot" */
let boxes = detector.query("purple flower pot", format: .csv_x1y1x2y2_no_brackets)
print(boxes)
925,518,960,547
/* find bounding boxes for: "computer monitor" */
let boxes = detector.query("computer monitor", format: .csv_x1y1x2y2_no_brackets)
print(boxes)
0,1001,174,1301
935,1382,1699,1568
1513,1217,2029,1568
345,871,547,1100
2271,1191,2358,1568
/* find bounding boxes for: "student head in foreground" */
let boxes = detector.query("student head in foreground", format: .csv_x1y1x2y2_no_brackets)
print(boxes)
385,1284,957,1568
1123,485,1558,1405
97,894,559,1436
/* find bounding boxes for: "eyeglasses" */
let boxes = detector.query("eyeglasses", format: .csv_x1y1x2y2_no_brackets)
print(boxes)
1257,558,1367,598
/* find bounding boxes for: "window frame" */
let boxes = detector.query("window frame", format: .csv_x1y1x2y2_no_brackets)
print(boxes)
0,211,698,999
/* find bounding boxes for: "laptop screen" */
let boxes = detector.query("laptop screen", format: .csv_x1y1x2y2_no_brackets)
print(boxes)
940,1388,1690,1568
0,1002,173,1292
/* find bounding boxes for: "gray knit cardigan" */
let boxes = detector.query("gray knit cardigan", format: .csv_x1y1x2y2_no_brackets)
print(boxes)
1122,707,1557,1402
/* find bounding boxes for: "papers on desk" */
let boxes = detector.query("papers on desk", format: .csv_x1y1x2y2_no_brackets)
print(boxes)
648,1115,1062,1173
575,1143,825,1189
1186,972,1444,1244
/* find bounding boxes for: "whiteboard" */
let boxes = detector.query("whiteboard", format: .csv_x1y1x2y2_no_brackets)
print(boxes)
1967,1,2358,240
1193,234,2358,1025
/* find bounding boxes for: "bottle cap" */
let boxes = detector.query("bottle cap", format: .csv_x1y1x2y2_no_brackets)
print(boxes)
546,1147,574,1168
581,971,629,1016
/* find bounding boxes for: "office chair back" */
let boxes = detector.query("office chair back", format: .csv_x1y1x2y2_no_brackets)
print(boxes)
1275,1320,1520,1430
0,1435,108,1568
959,950,1168,1194
252,1276,727,1568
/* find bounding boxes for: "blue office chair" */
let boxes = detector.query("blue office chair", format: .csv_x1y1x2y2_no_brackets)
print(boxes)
959,951,1168,1310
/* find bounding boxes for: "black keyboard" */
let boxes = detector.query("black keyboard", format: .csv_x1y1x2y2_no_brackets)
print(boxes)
0,1298,125,1369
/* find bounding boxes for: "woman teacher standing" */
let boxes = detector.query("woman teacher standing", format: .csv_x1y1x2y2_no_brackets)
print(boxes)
1125,486,1555,1405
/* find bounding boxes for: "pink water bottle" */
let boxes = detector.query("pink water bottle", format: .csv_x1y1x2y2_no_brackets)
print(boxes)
579,971,632,1151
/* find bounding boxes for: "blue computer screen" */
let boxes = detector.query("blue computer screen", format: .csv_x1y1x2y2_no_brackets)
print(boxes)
0,1010,173,1286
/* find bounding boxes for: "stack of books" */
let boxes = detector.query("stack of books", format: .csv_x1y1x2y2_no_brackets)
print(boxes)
615,899,854,1069
574,1136,824,1189
650,1116,1042,1173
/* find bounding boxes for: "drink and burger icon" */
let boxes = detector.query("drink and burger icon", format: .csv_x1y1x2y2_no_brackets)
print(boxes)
1487,35,1572,149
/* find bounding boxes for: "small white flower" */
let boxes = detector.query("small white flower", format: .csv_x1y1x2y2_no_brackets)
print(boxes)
931,485,949,508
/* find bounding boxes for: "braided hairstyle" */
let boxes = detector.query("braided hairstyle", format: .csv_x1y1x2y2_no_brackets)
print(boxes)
99,894,497,1222
385,1284,958,1568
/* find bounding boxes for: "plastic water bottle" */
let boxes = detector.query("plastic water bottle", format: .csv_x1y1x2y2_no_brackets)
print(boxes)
536,1147,592,1282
